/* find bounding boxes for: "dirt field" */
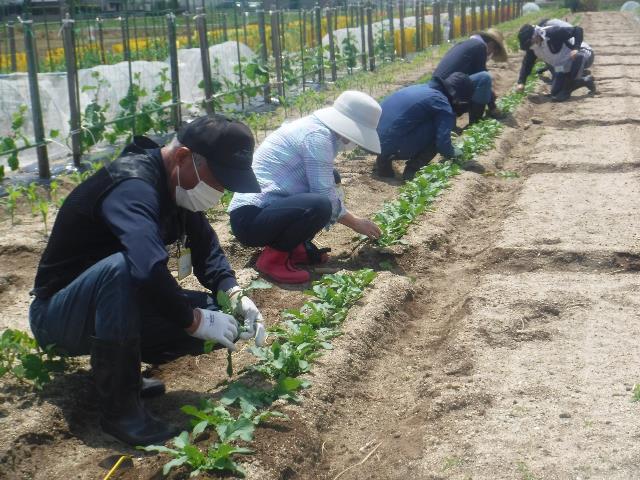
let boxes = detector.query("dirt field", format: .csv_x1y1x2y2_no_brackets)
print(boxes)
1,10,639,480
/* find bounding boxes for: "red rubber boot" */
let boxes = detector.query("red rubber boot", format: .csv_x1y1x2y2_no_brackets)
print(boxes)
256,247,310,284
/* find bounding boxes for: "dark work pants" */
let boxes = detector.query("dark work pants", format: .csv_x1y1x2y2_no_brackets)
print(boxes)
404,144,440,176
551,49,595,96
29,252,216,364
229,193,333,252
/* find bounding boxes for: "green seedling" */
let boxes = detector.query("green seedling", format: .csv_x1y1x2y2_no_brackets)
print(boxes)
3,185,22,225
220,376,310,409
140,425,252,478
22,182,40,217
249,340,315,379
37,198,49,234
0,329,66,389
372,162,460,246
496,170,520,179
632,384,640,402
203,280,272,377
0,105,30,178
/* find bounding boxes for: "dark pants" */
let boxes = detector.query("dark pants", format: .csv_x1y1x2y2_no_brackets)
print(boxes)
551,49,595,96
29,252,214,364
229,193,332,252
404,144,439,176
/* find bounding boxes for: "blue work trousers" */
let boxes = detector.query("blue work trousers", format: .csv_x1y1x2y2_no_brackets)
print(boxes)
469,71,493,105
29,252,215,363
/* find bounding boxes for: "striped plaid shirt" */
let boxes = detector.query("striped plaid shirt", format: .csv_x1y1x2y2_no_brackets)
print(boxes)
228,114,346,223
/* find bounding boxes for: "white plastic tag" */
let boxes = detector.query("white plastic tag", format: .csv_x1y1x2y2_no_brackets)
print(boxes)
177,248,192,280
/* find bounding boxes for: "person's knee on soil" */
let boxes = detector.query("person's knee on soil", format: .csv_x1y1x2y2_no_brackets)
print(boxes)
516,20,596,101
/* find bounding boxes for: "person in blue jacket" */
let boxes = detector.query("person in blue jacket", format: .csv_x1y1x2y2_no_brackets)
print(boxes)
29,115,265,447
375,72,479,181
429,28,508,125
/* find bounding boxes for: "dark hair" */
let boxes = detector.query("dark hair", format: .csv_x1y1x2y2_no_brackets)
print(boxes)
518,24,535,51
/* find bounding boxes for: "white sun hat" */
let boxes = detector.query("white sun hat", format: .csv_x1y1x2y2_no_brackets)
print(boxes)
314,90,382,154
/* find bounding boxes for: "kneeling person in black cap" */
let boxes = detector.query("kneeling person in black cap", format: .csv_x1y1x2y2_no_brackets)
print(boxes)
29,115,264,446
376,72,482,181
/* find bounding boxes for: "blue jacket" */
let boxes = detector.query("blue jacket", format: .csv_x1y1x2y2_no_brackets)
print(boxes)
378,84,456,159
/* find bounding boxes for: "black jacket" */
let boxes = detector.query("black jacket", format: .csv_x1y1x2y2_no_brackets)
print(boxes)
32,136,237,328
518,26,584,84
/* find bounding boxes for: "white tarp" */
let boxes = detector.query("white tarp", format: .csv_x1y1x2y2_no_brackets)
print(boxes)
0,41,255,168
322,15,452,54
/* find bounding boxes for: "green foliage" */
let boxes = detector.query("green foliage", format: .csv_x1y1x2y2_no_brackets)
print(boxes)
632,384,640,402
0,329,67,389
250,269,376,377
374,162,460,246
458,119,504,162
67,161,103,186
370,68,541,247
0,105,30,178
140,427,253,478
147,269,374,477
203,280,273,376
80,71,110,151
341,32,359,71
3,184,22,225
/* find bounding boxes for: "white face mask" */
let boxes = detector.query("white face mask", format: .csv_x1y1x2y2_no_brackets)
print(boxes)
175,154,224,212
337,137,357,152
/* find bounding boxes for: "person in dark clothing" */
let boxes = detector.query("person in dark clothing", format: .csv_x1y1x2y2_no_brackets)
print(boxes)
376,72,481,181
29,115,265,447
517,22,596,101
429,28,508,124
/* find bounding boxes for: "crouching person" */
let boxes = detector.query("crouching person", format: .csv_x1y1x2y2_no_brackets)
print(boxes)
517,22,596,101
428,28,509,124
376,72,481,181
29,115,264,446
228,91,382,285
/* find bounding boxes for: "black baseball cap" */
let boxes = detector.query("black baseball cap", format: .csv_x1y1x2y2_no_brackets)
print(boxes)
177,114,260,193
518,24,535,51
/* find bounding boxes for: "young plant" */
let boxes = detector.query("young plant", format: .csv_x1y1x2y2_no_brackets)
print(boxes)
0,105,30,178
203,280,272,377
37,198,49,234
0,329,67,389
3,184,22,224
140,426,252,478
22,182,40,217
80,71,110,151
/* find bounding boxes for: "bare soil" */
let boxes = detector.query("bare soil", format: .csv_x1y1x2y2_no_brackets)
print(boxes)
2,10,640,480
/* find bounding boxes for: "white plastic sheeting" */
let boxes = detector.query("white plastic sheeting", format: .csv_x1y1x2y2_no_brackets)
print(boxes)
0,41,255,165
523,2,541,13
620,1,640,11
321,15,452,54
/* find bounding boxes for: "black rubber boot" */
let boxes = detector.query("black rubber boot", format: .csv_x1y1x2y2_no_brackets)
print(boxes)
375,154,395,177
401,165,419,182
468,103,486,125
402,146,438,182
141,377,166,398
573,75,596,94
91,337,179,446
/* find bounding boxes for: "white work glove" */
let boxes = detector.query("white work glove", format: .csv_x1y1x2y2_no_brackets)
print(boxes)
228,287,267,346
189,308,238,350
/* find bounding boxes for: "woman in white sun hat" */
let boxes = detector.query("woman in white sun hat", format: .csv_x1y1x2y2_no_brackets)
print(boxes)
228,90,382,284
